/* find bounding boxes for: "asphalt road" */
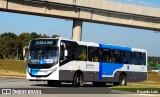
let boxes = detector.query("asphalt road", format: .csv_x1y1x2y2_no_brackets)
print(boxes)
0,77,159,97
0,77,117,94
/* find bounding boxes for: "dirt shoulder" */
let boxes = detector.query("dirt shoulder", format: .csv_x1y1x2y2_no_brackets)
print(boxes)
0,70,26,78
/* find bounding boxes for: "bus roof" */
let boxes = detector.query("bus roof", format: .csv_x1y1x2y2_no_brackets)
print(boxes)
34,38,147,52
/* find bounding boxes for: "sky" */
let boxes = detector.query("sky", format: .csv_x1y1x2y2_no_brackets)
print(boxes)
0,0,160,56
112,0,160,8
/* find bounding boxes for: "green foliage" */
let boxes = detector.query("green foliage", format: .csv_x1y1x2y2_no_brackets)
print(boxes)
158,64,160,69
52,35,60,38
31,32,39,39
0,32,17,59
148,56,160,69
0,32,60,59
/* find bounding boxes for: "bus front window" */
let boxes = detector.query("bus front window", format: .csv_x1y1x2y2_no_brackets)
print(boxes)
43,46,58,63
29,46,58,64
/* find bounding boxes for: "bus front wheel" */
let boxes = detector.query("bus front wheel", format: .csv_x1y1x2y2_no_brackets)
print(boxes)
73,73,83,87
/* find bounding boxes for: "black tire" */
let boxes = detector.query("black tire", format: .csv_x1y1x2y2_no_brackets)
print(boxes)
73,73,83,87
119,74,127,86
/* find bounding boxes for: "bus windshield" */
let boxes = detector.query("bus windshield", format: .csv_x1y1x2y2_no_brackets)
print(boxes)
29,46,58,64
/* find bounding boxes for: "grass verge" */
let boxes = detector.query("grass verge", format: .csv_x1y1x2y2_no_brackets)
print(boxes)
112,85,160,93
0,70,25,77
0,59,26,77
129,73,160,85
112,73,160,93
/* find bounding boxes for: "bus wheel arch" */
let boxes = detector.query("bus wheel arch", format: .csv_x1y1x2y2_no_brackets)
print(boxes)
73,70,84,87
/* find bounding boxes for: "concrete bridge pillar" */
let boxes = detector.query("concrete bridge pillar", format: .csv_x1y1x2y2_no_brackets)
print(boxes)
72,20,83,41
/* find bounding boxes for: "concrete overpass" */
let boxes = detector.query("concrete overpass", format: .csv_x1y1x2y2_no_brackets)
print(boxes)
0,0,160,41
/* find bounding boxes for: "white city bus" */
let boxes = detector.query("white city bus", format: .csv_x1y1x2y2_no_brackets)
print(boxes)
26,38,147,87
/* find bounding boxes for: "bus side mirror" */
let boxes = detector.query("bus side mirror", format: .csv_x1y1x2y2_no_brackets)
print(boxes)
64,50,68,57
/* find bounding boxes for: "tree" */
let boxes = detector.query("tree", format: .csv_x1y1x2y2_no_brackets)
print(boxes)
51,35,60,38
39,34,49,38
0,32,60,59
18,32,32,47
31,32,39,40
0,32,17,59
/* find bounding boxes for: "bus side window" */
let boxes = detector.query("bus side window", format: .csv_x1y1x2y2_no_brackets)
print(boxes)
143,53,146,65
77,46,87,61
134,52,143,65
101,48,112,63
123,51,133,64
88,47,100,62
112,49,123,64
123,51,127,64
61,40,77,61
130,51,133,64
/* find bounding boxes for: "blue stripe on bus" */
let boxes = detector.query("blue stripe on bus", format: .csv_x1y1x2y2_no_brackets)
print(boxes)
31,69,40,75
99,62,102,80
99,44,131,80
101,63,123,76
26,65,40,75
99,43,131,51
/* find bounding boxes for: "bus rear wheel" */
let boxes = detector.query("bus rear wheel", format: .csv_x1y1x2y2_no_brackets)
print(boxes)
119,74,127,86
113,74,127,86
73,73,83,87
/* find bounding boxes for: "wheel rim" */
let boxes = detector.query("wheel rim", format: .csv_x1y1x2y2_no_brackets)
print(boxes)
76,76,80,85
121,78,125,85
79,76,83,86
